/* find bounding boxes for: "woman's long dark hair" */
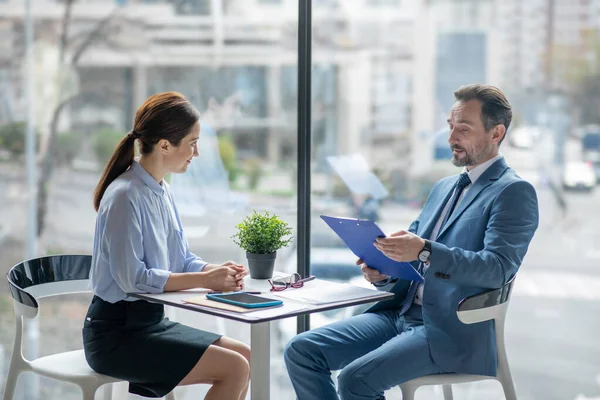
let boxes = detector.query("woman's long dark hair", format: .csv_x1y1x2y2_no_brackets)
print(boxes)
93,91,200,211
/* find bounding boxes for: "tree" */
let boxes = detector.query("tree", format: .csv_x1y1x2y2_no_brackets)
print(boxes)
554,30,600,126
36,2,127,236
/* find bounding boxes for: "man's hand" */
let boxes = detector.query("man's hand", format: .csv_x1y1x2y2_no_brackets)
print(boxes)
356,258,389,283
374,230,425,262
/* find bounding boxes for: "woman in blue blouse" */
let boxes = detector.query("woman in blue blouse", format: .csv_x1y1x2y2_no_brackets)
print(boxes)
83,92,250,400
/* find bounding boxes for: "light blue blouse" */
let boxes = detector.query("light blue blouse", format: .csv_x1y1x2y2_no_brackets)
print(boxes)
90,161,207,303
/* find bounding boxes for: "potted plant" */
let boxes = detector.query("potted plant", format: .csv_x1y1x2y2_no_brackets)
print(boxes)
232,210,293,279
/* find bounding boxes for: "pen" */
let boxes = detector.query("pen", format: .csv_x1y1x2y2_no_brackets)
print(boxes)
208,291,262,294
298,276,316,284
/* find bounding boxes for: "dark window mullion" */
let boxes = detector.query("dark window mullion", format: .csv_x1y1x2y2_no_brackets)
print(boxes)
296,0,312,334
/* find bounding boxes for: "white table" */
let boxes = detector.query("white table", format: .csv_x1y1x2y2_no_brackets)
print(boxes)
128,275,394,400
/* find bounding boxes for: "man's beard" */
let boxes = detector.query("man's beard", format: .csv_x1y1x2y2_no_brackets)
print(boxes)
450,144,491,167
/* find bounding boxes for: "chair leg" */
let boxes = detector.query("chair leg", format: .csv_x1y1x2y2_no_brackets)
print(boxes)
1,368,22,400
103,383,113,400
165,391,176,400
498,371,517,400
442,384,454,400
81,387,96,400
399,384,417,400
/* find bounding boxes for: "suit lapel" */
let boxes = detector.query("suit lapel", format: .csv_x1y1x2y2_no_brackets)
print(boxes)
436,157,509,239
419,179,454,239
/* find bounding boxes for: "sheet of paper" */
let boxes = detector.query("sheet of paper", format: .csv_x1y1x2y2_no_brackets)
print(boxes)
326,153,389,200
273,281,382,305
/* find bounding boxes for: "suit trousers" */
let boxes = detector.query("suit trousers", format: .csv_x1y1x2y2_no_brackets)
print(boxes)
284,304,445,400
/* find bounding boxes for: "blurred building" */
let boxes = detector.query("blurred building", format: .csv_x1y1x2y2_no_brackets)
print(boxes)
496,0,549,91
410,0,500,175
496,0,600,92
0,0,422,170
8,0,581,172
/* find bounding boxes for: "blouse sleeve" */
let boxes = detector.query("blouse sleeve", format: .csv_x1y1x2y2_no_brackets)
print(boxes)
182,242,208,273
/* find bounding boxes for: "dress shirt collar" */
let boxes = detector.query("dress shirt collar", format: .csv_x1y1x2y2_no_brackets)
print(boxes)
131,161,165,195
463,153,503,186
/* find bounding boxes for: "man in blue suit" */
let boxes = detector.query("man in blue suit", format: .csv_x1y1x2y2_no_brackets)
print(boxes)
284,84,539,400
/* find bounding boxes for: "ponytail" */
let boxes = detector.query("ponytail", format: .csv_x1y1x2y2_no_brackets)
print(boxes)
93,92,200,211
93,133,137,211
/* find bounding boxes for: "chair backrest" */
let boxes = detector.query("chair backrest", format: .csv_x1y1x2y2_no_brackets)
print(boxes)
6,255,93,319
457,274,515,321
456,275,516,375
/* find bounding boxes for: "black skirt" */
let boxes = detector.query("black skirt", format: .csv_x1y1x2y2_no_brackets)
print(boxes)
82,295,222,398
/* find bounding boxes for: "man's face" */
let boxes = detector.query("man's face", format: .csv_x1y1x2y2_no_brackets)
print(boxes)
447,99,497,168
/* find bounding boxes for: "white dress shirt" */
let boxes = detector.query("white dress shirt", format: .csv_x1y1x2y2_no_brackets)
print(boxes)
414,154,503,305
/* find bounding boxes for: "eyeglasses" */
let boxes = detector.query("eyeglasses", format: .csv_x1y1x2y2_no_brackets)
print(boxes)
268,273,315,292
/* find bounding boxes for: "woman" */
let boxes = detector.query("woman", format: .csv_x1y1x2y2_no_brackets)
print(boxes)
83,92,250,400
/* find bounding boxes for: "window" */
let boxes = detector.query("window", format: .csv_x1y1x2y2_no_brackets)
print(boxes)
0,0,297,398
1,1,598,399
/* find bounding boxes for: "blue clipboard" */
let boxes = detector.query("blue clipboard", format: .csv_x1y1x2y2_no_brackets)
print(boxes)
320,215,423,282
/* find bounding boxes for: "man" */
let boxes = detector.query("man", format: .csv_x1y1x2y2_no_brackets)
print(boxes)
284,84,539,400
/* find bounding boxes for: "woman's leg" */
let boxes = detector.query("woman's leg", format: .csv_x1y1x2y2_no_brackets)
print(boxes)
177,344,249,400
212,337,251,400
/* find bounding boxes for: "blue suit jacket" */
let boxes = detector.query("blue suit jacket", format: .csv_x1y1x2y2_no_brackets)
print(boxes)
368,157,539,377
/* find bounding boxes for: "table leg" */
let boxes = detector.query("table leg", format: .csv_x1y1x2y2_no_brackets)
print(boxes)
250,322,270,400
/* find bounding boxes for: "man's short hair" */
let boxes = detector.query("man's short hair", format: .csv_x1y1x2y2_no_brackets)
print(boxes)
454,84,512,143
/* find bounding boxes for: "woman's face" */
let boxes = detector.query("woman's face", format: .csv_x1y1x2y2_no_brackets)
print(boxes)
166,121,200,174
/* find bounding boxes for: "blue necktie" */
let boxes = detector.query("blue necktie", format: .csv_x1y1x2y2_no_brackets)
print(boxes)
437,172,471,237
399,172,471,314
400,262,424,314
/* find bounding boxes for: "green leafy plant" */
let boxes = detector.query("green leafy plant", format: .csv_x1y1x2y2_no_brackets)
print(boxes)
232,210,293,254
0,122,40,158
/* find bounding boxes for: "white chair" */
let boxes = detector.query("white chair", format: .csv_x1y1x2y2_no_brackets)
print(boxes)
399,276,517,400
2,254,175,400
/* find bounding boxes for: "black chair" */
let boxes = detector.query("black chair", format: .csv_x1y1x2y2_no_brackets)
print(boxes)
399,276,517,400
3,254,176,400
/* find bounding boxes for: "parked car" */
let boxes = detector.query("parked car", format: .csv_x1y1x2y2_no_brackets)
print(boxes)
508,126,541,149
582,131,600,183
562,161,596,191
571,124,600,139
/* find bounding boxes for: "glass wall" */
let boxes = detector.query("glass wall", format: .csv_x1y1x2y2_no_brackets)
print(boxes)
0,0,599,399
307,1,600,399
306,0,417,329
0,0,298,398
